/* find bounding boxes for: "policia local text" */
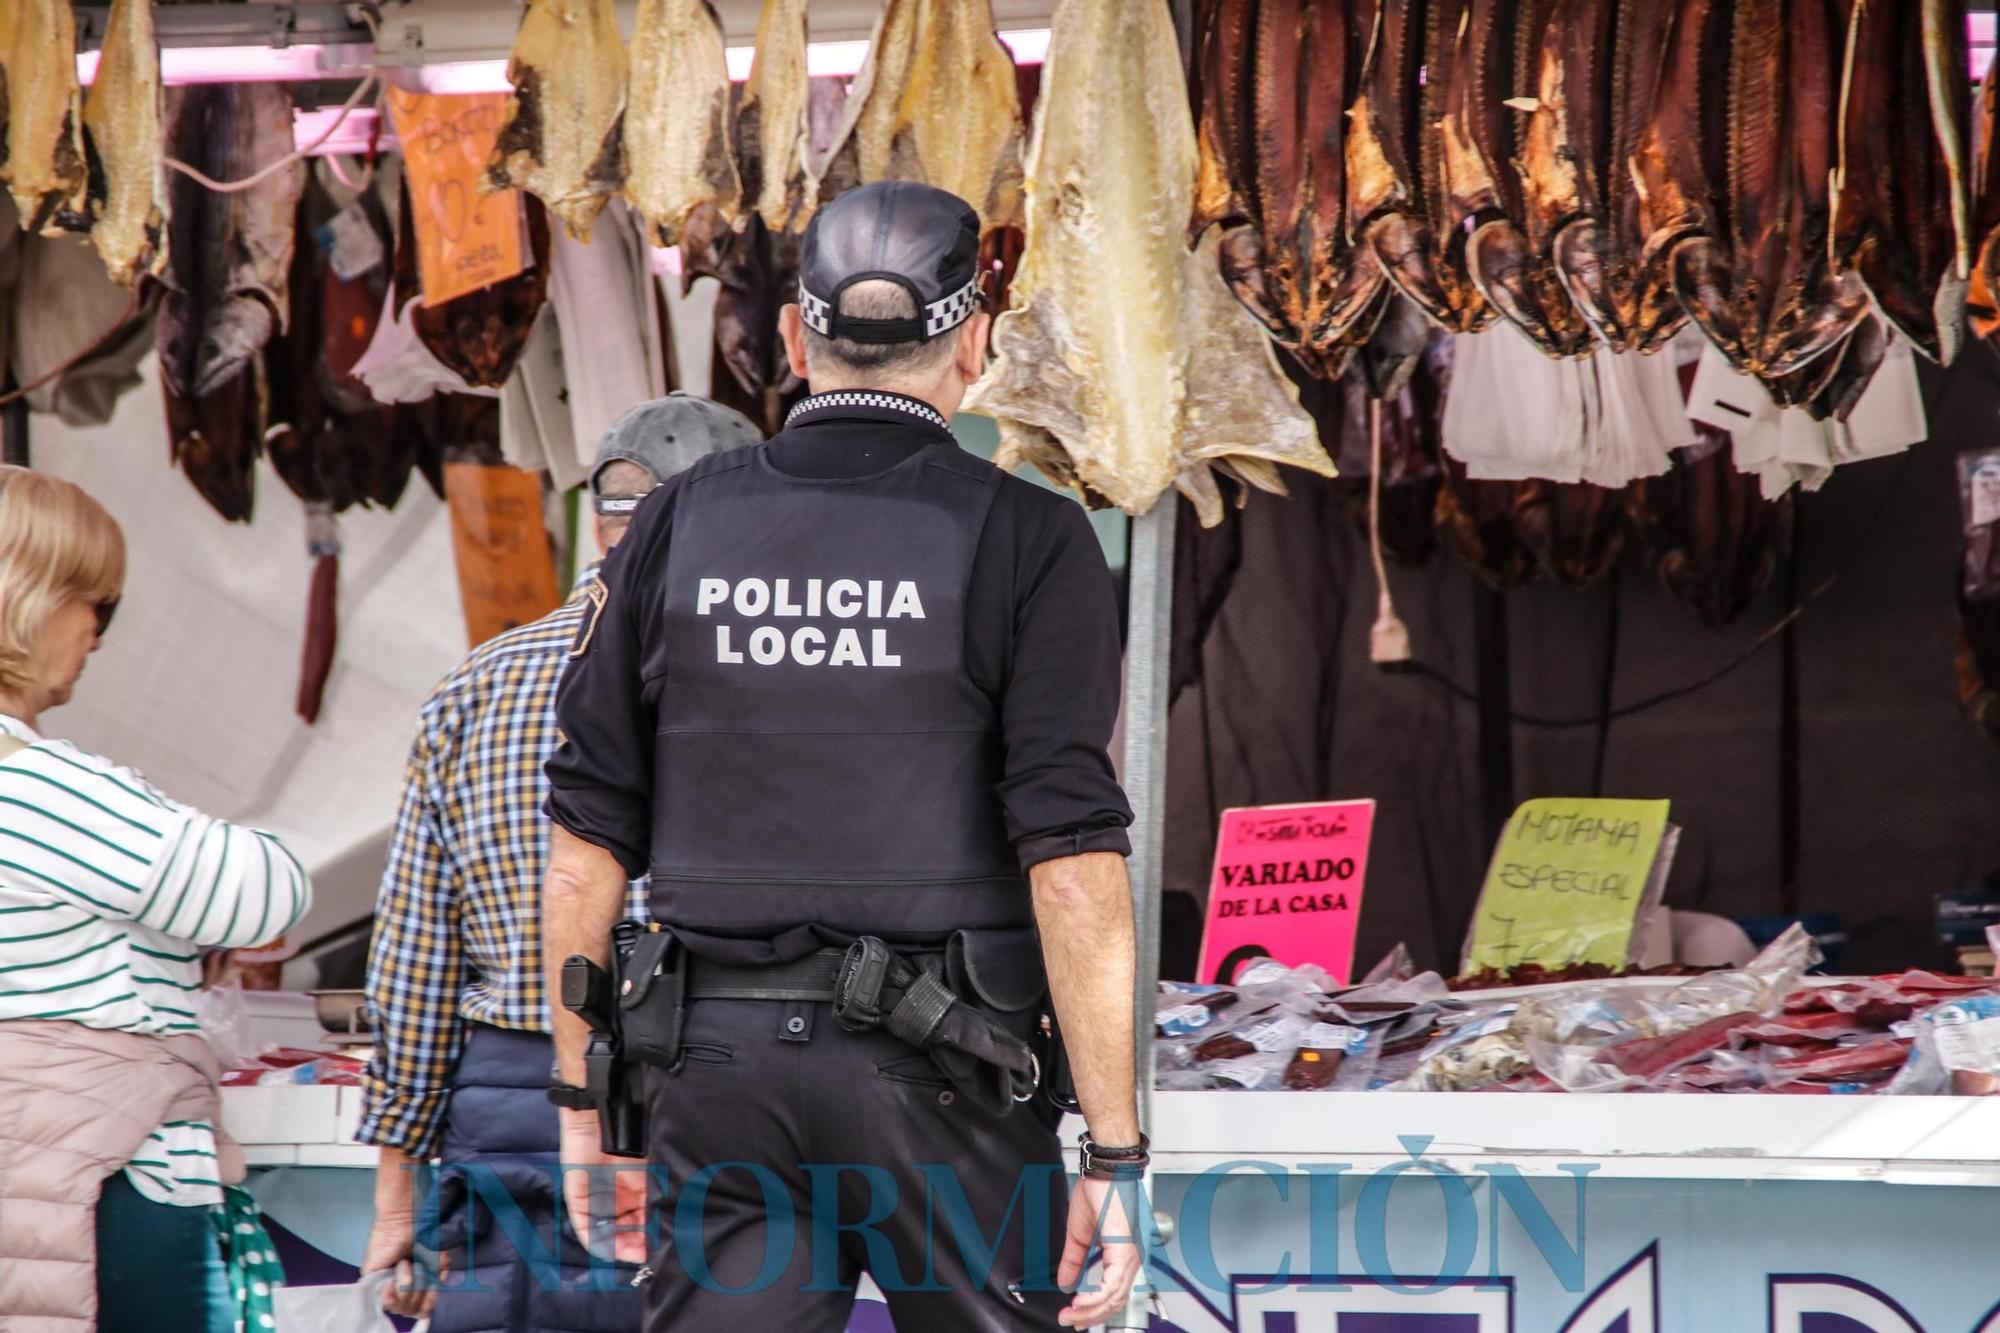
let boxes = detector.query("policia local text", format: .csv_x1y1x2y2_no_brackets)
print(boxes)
696,576,926,668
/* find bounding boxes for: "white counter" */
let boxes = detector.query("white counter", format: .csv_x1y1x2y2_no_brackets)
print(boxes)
1148,1090,2000,1186
221,1086,375,1168
222,1084,2000,1186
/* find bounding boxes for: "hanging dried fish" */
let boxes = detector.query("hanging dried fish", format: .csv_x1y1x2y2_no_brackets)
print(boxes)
1349,0,1460,332
1959,593,2000,748
1829,0,1971,366
816,0,1025,235
1188,0,1385,379
1970,51,2000,338
165,368,261,524
1411,0,1495,333
0,0,86,231
399,179,552,389
1531,480,1628,591
1522,0,1684,351
703,211,803,435
1664,0,1866,399
1448,0,1593,356
733,0,814,235
966,0,1331,526
322,189,393,414
1437,462,1545,589
1630,432,1792,627
79,0,166,284
264,191,338,510
487,0,627,241
156,84,304,400
623,0,740,247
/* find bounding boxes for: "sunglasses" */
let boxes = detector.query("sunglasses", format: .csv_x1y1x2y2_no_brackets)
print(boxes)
92,599,118,637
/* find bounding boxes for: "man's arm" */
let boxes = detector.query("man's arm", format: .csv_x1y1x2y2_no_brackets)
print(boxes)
356,737,461,1315
542,824,651,1265
543,825,632,1086
1029,851,1139,1145
993,495,1144,1327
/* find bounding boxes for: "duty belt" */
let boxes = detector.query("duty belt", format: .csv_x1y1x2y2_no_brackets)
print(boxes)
685,948,851,1002
683,938,1039,1116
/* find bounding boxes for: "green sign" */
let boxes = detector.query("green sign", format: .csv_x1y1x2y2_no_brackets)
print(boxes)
1462,798,1673,975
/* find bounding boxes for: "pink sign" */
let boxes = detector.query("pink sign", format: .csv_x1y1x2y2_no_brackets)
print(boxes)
1196,800,1376,986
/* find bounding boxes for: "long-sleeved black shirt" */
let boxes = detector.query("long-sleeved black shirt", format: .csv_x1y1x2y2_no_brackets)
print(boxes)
546,391,1133,939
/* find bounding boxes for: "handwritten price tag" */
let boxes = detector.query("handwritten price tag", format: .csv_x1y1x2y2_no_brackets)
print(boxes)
1196,800,1375,986
442,461,561,647
387,89,526,307
1462,798,1672,975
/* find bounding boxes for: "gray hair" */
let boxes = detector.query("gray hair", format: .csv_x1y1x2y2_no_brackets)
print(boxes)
801,279,961,381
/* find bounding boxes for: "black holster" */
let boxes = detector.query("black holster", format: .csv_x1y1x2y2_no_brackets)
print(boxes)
557,922,665,1158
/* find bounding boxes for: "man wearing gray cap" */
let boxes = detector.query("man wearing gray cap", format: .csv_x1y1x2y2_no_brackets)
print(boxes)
356,394,761,1330
544,181,1142,1329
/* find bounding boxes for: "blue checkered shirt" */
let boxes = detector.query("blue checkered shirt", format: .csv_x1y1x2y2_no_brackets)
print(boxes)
357,570,645,1155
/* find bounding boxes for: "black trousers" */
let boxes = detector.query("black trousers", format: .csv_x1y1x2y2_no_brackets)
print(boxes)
431,1023,644,1333
642,997,1071,1332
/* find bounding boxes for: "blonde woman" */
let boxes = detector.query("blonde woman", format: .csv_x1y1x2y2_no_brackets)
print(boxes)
0,466,312,1331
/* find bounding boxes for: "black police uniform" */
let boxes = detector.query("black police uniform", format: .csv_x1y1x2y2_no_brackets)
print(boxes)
548,387,1133,1330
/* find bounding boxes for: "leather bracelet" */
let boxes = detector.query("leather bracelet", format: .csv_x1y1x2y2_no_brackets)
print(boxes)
1078,1132,1151,1179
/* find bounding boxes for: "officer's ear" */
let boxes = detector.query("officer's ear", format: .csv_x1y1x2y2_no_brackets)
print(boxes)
954,311,991,385
779,304,812,382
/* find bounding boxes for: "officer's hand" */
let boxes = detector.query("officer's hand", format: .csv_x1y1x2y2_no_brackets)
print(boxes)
559,1107,652,1265
360,1209,438,1319
1057,1174,1145,1328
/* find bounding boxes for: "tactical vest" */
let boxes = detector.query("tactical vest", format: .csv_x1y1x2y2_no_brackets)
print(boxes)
648,440,1028,938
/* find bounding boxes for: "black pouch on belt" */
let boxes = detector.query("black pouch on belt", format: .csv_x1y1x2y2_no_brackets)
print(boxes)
834,927,1049,1119
950,927,1075,1117
618,929,687,1069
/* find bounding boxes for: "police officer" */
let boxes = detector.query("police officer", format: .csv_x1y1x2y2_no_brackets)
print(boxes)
541,179,1145,1330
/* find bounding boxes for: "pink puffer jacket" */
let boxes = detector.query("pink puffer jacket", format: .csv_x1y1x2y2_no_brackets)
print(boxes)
0,1020,242,1331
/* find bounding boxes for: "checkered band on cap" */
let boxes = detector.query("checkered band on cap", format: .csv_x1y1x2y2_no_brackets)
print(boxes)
798,283,833,335
797,277,978,341
922,278,979,338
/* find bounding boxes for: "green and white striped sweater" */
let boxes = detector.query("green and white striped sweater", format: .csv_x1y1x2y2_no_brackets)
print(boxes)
0,713,312,1204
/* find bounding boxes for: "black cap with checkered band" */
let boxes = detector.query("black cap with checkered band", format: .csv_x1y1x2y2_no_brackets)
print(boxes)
798,181,982,345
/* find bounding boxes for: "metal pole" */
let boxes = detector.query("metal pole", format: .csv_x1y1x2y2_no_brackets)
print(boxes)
1120,497,1174,1128
1108,495,1175,1332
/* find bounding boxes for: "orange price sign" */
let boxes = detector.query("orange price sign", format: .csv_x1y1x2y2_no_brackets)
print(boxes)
442,461,561,648
386,88,527,307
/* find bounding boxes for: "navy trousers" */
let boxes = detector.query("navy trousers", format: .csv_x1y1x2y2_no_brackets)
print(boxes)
429,1023,644,1333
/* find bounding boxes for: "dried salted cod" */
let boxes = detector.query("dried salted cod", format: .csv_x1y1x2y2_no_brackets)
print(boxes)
734,0,814,234
964,0,1330,526
817,0,1024,232
488,0,627,240
82,0,167,284
2,0,86,230
624,0,739,247
1830,0,1971,365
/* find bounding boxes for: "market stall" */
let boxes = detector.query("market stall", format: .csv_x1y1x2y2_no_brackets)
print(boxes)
7,0,2000,1329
